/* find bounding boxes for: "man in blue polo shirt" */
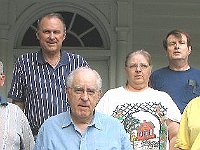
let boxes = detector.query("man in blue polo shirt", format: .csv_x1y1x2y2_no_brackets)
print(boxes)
8,12,88,136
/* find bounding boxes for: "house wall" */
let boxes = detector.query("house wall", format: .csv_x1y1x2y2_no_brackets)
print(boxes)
0,0,200,97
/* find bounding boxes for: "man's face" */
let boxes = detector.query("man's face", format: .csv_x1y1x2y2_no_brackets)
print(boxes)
166,34,191,61
36,17,66,54
0,74,5,87
67,70,101,122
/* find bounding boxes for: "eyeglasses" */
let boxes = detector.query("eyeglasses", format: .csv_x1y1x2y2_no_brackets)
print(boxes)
0,74,5,80
126,63,150,70
70,87,99,96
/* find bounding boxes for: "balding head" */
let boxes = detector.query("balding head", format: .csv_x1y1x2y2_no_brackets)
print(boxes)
66,67,102,90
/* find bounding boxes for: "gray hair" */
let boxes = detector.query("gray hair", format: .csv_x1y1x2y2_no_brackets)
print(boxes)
0,61,3,74
66,67,102,90
125,49,152,66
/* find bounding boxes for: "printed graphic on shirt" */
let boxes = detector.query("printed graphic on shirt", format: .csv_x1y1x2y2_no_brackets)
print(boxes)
112,102,167,150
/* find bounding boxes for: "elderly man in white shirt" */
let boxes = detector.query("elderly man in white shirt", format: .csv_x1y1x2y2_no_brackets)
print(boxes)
0,61,34,150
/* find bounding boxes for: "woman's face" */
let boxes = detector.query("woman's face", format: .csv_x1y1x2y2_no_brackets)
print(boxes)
125,53,152,88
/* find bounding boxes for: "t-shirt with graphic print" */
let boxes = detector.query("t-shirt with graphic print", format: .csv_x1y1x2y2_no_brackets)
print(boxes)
96,87,181,150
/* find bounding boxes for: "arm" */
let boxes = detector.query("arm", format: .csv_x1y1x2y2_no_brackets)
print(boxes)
12,99,25,111
34,124,46,150
167,119,180,150
174,104,191,150
20,107,35,149
8,57,25,111
120,121,132,150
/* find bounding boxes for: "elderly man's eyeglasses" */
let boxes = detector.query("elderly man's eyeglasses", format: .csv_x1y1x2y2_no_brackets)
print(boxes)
70,87,99,96
0,74,4,80
127,63,150,70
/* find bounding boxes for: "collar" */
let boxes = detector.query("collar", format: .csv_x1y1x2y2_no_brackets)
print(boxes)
168,65,191,71
37,49,71,66
61,110,102,130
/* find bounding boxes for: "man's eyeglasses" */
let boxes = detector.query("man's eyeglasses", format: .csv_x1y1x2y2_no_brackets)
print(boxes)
126,63,150,70
70,87,99,96
0,74,5,80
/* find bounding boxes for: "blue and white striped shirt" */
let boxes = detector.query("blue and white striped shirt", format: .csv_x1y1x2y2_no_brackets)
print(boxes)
8,50,88,134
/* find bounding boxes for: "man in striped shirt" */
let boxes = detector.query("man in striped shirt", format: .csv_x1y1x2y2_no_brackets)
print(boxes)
0,61,34,149
8,13,89,136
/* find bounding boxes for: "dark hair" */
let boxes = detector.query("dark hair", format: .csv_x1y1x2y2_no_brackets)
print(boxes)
163,29,191,50
125,49,152,67
37,12,66,33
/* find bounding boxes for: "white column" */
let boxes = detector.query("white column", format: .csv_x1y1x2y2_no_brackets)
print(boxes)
116,0,129,87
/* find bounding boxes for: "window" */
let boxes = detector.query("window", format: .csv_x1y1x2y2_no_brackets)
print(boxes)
22,12,103,47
